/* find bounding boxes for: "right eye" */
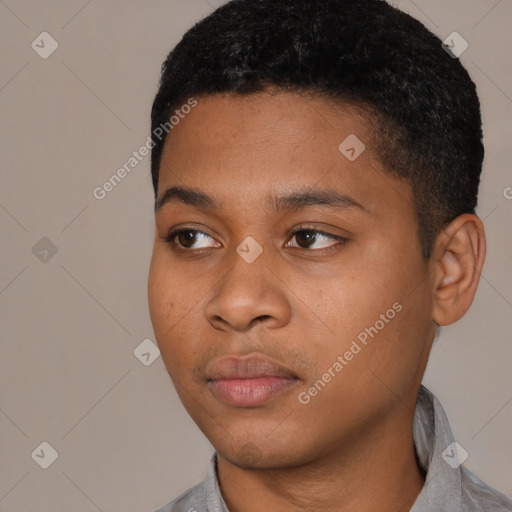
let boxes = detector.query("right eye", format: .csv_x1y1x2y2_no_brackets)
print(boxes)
160,228,221,251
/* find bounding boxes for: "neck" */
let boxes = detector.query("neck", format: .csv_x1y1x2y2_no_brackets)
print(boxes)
216,404,425,512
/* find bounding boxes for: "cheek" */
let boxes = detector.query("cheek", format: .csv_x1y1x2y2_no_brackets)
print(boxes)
304,249,429,386
147,252,183,357
335,260,431,394
148,248,196,326
148,266,173,330
309,266,389,338
147,251,204,373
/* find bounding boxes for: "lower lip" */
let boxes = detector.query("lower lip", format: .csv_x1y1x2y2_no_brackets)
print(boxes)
209,377,298,407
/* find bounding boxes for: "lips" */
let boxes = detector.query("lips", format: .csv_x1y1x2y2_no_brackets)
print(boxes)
206,354,299,407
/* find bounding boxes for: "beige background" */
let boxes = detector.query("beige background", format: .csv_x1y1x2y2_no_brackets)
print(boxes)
0,1,511,510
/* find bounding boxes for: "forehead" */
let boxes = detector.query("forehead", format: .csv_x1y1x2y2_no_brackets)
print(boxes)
156,91,412,218
161,91,373,161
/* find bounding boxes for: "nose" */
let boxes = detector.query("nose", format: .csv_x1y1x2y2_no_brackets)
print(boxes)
205,254,291,333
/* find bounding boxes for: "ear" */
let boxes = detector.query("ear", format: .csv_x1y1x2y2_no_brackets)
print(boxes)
431,214,486,326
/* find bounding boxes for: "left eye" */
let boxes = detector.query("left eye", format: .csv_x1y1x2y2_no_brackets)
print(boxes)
286,228,345,250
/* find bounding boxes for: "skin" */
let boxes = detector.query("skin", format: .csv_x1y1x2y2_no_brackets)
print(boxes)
147,90,486,512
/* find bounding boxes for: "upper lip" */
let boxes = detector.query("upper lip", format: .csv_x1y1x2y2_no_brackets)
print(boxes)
206,354,298,381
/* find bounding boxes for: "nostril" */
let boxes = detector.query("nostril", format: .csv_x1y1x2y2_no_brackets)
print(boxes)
251,315,271,326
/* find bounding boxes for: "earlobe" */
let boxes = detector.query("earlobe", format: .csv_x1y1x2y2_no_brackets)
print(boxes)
431,214,486,326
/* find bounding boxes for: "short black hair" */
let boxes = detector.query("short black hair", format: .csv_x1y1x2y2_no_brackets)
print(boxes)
150,0,484,259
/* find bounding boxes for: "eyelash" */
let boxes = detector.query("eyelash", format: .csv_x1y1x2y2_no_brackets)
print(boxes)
160,226,348,254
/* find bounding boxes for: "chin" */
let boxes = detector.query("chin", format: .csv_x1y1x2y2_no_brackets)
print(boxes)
216,438,312,471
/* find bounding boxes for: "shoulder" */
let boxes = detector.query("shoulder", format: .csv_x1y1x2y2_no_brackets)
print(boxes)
152,481,205,512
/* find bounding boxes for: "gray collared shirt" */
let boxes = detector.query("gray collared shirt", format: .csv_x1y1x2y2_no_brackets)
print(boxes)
154,385,512,511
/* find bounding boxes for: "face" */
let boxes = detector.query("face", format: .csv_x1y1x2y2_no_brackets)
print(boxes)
148,91,436,469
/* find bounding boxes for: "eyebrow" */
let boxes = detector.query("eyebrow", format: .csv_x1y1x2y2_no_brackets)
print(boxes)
155,185,367,214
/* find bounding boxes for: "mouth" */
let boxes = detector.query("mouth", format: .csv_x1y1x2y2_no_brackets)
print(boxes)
206,354,300,407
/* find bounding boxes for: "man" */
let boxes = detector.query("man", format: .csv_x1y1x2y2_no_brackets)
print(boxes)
146,0,512,510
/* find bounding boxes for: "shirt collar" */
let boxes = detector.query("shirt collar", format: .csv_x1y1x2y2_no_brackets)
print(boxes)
410,385,463,510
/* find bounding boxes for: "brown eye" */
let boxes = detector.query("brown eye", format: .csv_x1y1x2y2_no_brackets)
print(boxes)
161,228,219,250
287,228,347,251
176,230,200,248
293,229,318,249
